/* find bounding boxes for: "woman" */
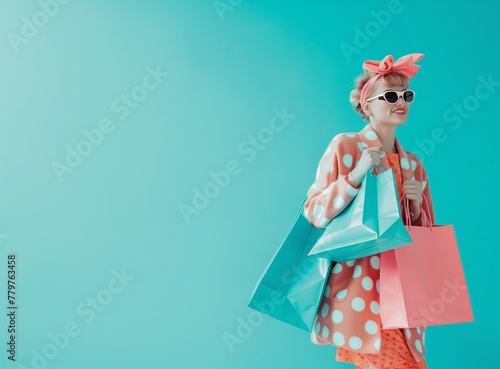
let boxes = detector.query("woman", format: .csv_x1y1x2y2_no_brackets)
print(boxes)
304,53,434,369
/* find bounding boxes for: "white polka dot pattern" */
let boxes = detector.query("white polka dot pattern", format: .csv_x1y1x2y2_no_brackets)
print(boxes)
401,157,410,170
343,154,353,168
365,320,378,334
331,310,343,324
332,263,343,274
333,332,345,346
370,256,380,270
336,289,347,300
322,326,330,339
351,297,365,311
349,336,363,349
321,303,329,317
313,205,324,218
362,276,373,291
353,265,362,277
333,196,345,209
415,339,422,353
364,131,377,140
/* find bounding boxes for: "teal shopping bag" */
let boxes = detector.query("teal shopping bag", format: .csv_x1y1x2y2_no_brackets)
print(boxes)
248,199,332,331
308,166,411,262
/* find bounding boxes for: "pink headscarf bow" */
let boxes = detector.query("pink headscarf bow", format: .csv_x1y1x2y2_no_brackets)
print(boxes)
359,53,424,104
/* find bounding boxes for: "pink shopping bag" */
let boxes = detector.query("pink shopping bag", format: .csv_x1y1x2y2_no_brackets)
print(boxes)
380,195,474,328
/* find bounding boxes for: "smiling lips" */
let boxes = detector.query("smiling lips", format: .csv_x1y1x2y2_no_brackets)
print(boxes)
392,108,406,115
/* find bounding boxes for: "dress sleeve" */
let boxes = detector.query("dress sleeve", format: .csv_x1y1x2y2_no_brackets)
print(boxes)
304,134,362,228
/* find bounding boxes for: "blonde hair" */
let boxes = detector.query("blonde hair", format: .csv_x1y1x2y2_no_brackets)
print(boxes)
350,72,410,121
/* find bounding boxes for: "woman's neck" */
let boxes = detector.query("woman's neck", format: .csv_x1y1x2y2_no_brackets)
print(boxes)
370,122,397,153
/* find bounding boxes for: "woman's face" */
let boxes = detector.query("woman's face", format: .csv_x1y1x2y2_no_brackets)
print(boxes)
363,81,411,126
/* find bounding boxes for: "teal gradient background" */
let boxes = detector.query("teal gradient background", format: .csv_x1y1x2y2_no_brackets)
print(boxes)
0,0,498,368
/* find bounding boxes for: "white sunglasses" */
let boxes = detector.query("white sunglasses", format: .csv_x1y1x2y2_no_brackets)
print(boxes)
365,90,415,104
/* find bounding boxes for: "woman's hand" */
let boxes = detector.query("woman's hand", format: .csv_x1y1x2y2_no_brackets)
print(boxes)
403,179,422,221
350,147,382,185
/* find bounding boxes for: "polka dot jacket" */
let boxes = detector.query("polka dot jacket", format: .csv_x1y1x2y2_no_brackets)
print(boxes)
303,124,435,362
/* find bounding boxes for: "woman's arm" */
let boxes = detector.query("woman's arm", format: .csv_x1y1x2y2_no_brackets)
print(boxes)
304,134,362,228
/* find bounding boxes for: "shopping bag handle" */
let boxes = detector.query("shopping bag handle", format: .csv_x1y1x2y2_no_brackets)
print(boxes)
370,164,385,176
360,164,385,180
400,193,433,230
294,197,308,223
